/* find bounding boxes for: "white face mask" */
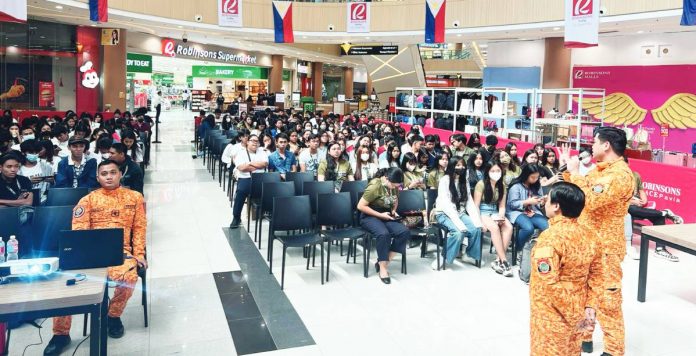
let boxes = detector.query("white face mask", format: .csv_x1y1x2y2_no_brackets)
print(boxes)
489,172,502,182
581,156,592,165
102,153,111,159
407,164,416,172
360,153,370,162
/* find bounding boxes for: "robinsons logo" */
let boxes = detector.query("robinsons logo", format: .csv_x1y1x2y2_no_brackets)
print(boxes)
161,38,256,65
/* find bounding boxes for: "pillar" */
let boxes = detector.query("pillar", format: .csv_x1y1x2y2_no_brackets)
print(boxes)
542,37,572,113
343,67,354,99
270,55,283,93
312,61,323,102
454,43,463,51
366,74,373,97
102,29,127,112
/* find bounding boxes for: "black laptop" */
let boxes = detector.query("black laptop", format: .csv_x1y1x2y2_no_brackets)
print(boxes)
59,228,125,270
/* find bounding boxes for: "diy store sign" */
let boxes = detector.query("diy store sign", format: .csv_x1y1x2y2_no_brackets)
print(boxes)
192,65,268,80
127,53,152,73
161,38,257,65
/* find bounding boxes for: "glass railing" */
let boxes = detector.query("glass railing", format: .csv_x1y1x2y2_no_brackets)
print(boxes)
420,50,473,60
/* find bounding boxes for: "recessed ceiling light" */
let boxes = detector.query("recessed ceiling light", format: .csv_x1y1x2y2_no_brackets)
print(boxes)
457,34,462,37
553,27,561,31
55,5,63,10
302,36,307,39
177,25,183,29
91,24,96,27
637,30,645,34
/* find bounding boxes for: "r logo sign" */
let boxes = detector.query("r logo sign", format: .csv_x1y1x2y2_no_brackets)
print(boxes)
573,0,593,16
350,3,367,20
222,0,238,14
161,39,176,57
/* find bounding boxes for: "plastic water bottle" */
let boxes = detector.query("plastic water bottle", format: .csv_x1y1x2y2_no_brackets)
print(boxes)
6,236,18,261
0,238,5,263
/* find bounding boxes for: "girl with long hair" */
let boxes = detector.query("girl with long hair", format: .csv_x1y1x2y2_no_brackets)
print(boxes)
427,152,449,189
352,145,378,181
400,152,425,190
318,141,354,192
120,129,144,163
467,149,485,195
379,142,401,169
505,164,549,251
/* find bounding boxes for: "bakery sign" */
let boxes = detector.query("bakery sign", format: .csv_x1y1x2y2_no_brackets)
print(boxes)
161,38,257,65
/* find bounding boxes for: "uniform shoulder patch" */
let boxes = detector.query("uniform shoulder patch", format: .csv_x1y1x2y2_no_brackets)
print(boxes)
537,258,551,274
73,206,85,218
592,184,604,194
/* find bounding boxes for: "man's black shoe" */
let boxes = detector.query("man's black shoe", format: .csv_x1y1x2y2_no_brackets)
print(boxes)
600,353,612,356
107,316,125,339
229,219,241,229
43,335,71,355
582,341,593,353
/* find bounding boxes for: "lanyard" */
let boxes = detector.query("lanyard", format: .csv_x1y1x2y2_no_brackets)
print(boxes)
4,179,21,196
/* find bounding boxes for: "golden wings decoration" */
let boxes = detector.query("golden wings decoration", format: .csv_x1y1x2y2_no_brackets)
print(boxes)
575,92,696,129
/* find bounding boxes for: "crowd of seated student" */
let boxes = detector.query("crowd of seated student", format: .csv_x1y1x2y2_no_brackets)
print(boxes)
0,109,149,206
207,107,682,279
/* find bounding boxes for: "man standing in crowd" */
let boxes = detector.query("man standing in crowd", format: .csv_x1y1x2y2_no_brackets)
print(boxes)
529,182,602,356
0,153,33,207
44,160,147,355
560,127,633,356
152,90,162,123
55,136,98,188
229,134,268,229
109,142,144,195
182,90,189,110
268,133,296,179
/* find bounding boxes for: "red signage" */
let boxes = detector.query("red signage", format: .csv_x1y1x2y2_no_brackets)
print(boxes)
38,82,55,107
660,123,669,137
222,0,239,14
388,97,396,113
161,38,176,57
572,0,593,16
350,2,367,20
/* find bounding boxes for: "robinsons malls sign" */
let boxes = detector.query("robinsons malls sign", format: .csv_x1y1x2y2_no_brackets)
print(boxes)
161,38,257,65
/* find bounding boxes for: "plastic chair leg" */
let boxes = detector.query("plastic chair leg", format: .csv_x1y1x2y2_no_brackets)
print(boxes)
142,275,148,327
281,245,287,290
326,241,331,282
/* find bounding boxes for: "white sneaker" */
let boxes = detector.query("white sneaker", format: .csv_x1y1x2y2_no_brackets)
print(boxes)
627,247,640,260
654,247,679,262
663,209,684,224
491,260,503,274
461,255,477,265
501,261,514,277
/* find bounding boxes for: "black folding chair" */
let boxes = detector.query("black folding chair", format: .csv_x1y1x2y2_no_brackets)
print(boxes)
285,171,314,194
341,180,368,226
301,181,334,216
45,187,89,207
317,192,368,282
268,196,324,290
247,172,281,231
254,182,294,256
396,189,430,256
30,206,74,257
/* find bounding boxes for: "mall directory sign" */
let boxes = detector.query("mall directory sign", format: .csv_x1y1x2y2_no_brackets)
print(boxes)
127,53,152,73
340,45,398,56
192,65,269,80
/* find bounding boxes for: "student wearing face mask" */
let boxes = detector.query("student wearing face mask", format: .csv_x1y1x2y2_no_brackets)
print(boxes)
432,157,482,268
400,152,426,190
427,152,449,189
19,140,54,203
493,150,519,187
474,161,514,277
94,138,114,164
11,126,36,151
352,146,378,181
578,147,596,177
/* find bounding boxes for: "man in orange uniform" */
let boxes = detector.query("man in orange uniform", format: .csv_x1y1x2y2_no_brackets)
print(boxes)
44,160,147,356
560,127,633,356
530,182,603,355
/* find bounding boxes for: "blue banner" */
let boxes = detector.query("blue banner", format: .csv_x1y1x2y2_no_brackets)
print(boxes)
682,0,696,26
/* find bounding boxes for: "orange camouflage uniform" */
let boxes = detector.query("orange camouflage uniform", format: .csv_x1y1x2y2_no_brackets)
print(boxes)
53,187,147,335
564,157,633,355
529,215,602,356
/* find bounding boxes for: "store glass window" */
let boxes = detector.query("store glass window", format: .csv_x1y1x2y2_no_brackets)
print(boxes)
0,20,77,111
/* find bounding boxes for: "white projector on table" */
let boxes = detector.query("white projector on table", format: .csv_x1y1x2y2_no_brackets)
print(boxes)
0,257,59,278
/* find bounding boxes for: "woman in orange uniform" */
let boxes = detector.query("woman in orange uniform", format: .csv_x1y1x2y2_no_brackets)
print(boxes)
530,182,602,356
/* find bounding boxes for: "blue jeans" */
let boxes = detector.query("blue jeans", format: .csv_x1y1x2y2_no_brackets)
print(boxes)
435,212,482,263
360,215,411,262
232,178,251,220
514,214,549,250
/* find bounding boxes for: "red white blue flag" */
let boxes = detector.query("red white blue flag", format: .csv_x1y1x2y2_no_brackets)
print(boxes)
425,0,446,44
89,0,108,23
0,0,27,23
682,0,696,26
273,1,294,43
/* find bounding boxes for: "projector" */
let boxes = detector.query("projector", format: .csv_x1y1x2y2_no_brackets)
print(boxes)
0,258,59,278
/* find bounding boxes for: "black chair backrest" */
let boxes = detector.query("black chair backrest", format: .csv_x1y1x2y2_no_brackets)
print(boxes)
46,187,89,207
250,172,281,200
341,180,368,209
272,195,313,232
0,207,21,239
285,171,314,194
426,189,438,215
396,189,426,214
302,181,334,214
317,192,353,227
31,205,74,256
261,182,295,213
31,188,41,207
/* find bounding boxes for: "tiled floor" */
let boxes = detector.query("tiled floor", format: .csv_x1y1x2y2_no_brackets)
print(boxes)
7,109,696,356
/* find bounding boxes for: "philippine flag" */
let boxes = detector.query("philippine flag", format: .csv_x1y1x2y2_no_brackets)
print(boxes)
0,0,27,23
89,0,108,23
273,1,294,43
425,0,446,44
682,0,696,26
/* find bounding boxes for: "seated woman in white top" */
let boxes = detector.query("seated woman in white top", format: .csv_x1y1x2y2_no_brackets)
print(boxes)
379,142,401,169
432,156,482,269
351,146,378,181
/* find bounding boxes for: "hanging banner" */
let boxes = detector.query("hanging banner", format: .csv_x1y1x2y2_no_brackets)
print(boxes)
0,0,27,23
218,0,242,27
564,0,599,48
38,82,55,107
425,0,446,44
273,1,294,43
101,29,120,45
347,1,370,33
682,0,696,26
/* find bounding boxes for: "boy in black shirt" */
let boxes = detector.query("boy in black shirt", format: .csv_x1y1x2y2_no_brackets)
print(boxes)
0,153,33,207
